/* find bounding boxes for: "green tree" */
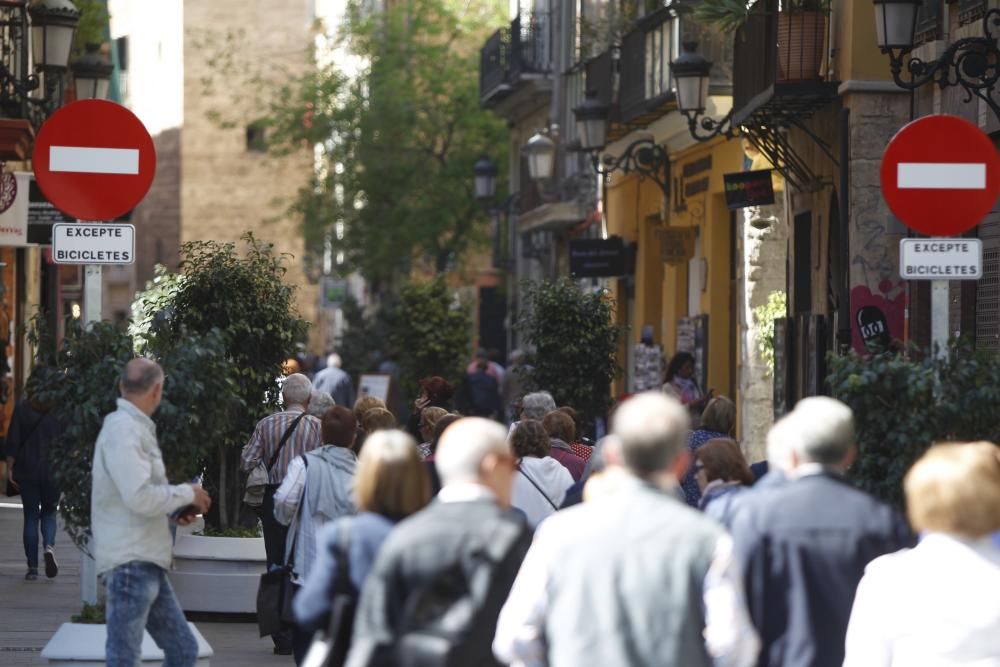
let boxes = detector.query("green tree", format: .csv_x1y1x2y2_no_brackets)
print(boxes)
387,278,472,402
131,233,308,527
517,279,621,431
260,0,508,292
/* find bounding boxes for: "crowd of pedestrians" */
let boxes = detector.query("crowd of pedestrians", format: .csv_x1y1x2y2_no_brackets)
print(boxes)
72,345,1000,666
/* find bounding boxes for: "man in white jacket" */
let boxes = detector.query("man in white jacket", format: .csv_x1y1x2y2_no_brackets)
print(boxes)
91,358,211,666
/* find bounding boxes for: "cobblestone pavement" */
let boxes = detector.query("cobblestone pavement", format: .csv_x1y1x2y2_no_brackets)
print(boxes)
0,502,290,666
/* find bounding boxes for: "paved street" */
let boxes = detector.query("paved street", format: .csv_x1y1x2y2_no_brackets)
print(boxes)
0,502,288,666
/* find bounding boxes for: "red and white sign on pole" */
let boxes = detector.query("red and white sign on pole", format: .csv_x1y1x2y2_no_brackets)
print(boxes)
32,99,156,222
880,114,1000,237
880,114,1000,356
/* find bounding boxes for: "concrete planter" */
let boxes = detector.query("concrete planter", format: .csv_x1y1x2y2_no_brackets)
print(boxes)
41,622,213,665
168,535,266,614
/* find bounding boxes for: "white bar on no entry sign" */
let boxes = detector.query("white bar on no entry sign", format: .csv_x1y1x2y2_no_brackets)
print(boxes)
49,146,140,175
897,162,986,189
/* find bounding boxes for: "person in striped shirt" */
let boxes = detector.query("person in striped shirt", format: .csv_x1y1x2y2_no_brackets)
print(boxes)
240,372,323,655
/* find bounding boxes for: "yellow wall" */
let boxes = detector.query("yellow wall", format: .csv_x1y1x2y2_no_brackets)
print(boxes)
833,0,896,81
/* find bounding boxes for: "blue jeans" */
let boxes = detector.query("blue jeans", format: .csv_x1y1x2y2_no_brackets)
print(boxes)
102,561,199,667
18,478,59,570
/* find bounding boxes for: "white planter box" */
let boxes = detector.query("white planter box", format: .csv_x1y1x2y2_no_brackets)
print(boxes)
41,622,213,666
169,535,266,614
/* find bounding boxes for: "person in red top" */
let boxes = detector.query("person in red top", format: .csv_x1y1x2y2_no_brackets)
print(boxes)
542,410,586,481
558,406,594,463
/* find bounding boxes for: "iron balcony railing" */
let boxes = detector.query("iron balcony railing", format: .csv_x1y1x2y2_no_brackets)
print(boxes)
479,12,552,105
618,7,676,124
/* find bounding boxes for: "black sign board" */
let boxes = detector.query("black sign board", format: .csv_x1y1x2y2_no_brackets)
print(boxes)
569,236,627,277
724,170,775,210
856,305,890,351
773,317,792,419
28,179,73,245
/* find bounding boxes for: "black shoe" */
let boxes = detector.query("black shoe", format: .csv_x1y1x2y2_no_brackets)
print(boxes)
44,548,58,579
273,646,293,656
25,569,38,581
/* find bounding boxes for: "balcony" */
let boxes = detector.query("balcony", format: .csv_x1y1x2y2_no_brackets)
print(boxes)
730,0,839,187
480,12,553,110
619,7,677,126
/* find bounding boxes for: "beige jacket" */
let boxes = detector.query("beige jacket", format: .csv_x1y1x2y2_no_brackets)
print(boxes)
91,398,195,574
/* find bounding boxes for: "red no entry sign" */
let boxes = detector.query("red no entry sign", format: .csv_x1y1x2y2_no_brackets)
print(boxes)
32,100,156,222
880,114,1000,236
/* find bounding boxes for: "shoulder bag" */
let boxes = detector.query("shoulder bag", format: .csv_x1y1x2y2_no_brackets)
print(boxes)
302,519,356,667
518,465,558,510
243,412,307,507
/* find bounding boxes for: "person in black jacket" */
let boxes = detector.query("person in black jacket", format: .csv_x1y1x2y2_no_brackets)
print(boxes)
729,397,914,667
5,367,63,580
346,417,531,667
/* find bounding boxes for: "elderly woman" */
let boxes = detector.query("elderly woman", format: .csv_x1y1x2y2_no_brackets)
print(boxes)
416,406,449,460
843,441,1000,666
692,438,754,526
307,390,336,418
509,420,573,527
520,391,556,422
352,395,388,455
681,395,736,506
405,376,454,440
292,429,431,662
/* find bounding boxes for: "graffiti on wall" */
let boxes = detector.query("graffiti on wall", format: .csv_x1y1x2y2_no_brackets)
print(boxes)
850,215,906,352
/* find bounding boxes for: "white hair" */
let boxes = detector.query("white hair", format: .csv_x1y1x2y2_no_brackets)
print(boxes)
789,396,855,465
435,417,509,486
521,391,556,420
308,390,336,417
766,413,801,472
326,353,342,369
611,391,690,476
282,373,312,407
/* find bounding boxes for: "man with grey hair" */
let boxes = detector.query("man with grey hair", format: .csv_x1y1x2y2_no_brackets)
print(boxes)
241,372,322,654
519,390,556,421
347,418,531,667
312,353,354,409
729,396,913,667
307,390,336,418
494,391,760,667
92,358,212,665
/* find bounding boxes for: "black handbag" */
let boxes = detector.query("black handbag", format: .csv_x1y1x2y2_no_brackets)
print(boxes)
256,456,309,638
302,520,356,667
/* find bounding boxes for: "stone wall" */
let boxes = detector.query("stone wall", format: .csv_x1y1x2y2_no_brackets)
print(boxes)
182,0,321,351
739,198,787,463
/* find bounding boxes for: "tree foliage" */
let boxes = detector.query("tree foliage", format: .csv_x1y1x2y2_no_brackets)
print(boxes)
131,233,309,526
260,0,509,289
32,320,240,551
828,343,1000,508
387,279,472,401
517,279,620,431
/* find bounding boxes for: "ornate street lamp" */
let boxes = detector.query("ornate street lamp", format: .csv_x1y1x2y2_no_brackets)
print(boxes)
670,41,735,142
873,1,1000,121
572,90,609,152
71,42,113,100
0,0,79,126
523,130,556,182
571,91,670,198
473,155,498,202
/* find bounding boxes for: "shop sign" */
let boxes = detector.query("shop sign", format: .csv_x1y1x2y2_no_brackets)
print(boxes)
0,171,31,247
659,227,695,265
724,170,775,209
569,236,627,277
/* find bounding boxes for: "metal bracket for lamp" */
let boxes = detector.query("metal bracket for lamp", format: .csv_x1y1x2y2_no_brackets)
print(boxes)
591,138,671,199
881,8,1000,122
679,108,738,143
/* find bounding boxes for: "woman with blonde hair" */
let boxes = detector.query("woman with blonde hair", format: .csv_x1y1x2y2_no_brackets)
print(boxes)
843,441,1000,666
293,430,431,660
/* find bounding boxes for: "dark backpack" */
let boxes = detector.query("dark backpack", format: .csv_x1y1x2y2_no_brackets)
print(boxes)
391,517,526,667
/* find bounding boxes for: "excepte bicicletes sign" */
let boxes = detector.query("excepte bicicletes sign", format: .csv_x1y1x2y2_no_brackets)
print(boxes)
52,223,135,264
899,238,982,280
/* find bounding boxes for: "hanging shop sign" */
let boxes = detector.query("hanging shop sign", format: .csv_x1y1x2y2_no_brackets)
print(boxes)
569,236,627,277
724,169,776,209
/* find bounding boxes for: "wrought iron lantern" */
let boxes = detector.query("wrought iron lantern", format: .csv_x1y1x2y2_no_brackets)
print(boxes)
523,130,556,181
71,42,112,101
670,42,735,142
473,155,498,202
572,90,610,152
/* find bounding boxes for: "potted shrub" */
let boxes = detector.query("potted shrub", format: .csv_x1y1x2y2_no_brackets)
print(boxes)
693,0,831,81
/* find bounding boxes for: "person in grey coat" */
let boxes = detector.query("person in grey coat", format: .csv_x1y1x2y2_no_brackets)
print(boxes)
493,391,760,667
